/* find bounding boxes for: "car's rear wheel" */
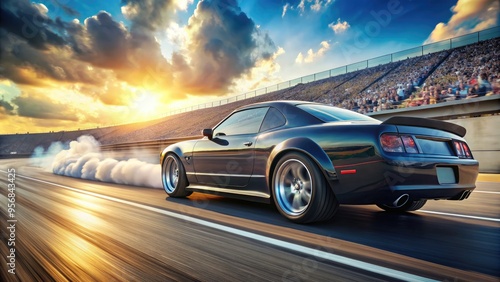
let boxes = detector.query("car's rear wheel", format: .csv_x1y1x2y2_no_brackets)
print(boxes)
376,199,427,212
162,153,192,197
272,152,338,223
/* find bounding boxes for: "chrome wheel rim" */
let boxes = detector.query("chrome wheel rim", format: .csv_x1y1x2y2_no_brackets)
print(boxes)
163,156,179,193
275,159,312,216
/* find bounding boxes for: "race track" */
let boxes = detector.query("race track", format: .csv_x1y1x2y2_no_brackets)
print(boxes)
1,159,499,281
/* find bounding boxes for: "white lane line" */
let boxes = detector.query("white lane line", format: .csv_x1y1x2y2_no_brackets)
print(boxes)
418,210,500,222
15,173,436,282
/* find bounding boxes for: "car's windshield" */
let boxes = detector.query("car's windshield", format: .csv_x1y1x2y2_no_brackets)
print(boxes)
297,104,376,122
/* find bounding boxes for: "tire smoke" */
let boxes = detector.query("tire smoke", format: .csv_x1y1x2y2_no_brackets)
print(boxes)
31,135,162,188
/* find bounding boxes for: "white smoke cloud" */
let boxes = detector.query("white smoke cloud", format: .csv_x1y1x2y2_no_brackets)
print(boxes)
30,140,66,169
31,135,162,188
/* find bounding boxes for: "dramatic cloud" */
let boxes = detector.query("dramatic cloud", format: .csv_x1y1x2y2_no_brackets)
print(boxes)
0,0,174,102
230,46,285,94
295,41,330,64
329,18,350,34
64,10,174,94
121,0,177,31
0,3,121,90
0,0,280,132
425,0,499,43
0,30,110,86
171,0,277,94
70,12,130,69
0,0,65,50
13,93,79,121
0,0,177,104
0,98,15,118
53,0,80,17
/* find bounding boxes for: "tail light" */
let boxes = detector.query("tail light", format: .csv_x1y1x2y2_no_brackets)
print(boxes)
401,136,419,154
453,140,473,159
381,134,473,159
380,134,404,152
462,142,472,158
380,134,418,153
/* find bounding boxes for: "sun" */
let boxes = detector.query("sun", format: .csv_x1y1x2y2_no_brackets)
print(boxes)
132,92,161,119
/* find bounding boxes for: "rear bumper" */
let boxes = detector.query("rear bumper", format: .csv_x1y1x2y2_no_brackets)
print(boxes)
390,184,474,200
334,157,479,204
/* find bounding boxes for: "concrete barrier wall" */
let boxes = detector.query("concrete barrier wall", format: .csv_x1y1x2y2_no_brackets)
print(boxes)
446,115,500,173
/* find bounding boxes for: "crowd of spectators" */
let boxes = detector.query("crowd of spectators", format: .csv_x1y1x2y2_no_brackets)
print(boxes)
352,51,450,113
311,37,499,114
342,63,398,97
410,37,500,106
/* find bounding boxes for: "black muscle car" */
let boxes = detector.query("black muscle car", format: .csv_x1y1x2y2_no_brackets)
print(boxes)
160,101,479,223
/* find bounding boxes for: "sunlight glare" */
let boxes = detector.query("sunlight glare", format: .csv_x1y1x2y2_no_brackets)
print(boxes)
133,92,160,118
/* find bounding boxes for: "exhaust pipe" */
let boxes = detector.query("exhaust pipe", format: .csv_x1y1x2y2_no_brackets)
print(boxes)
458,190,471,200
450,190,472,200
393,194,409,208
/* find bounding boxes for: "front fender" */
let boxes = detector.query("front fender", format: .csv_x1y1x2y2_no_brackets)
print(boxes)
267,137,338,184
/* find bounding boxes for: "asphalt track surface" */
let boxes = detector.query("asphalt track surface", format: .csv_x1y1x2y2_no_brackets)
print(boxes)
1,159,499,281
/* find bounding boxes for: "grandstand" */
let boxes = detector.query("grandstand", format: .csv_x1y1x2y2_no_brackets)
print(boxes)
1,31,499,157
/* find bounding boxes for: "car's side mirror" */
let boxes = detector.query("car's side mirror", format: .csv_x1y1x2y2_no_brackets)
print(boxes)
202,128,213,140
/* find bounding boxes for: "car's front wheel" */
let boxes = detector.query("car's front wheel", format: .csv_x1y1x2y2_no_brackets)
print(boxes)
376,199,427,212
272,152,338,223
162,153,192,197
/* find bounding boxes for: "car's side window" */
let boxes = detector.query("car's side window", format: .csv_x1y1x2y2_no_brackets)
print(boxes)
214,107,269,136
260,107,286,132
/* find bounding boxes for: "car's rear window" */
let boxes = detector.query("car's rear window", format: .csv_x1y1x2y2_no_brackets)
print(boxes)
297,104,376,122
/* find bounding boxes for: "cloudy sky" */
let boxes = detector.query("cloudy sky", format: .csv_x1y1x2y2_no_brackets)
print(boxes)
0,0,498,133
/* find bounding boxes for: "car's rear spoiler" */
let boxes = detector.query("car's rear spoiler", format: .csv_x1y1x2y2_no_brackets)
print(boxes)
382,116,466,137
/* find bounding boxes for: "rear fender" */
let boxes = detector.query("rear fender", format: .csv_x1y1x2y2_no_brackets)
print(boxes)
160,142,197,184
267,137,338,188
160,145,184,165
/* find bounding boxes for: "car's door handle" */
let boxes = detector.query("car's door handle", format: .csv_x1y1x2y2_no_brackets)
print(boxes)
243,141,253,147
